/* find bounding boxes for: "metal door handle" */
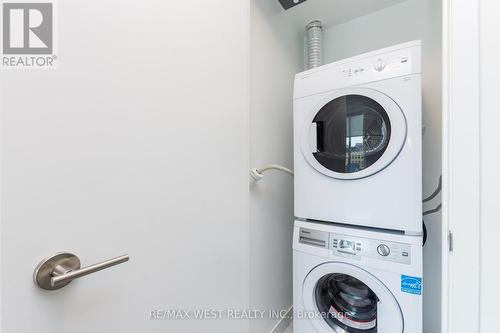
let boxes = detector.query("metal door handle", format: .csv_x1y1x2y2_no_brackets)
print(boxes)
34,253,129,290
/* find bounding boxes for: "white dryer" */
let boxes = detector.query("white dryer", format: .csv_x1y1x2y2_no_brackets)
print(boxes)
293,220,423,333
294,41,422,234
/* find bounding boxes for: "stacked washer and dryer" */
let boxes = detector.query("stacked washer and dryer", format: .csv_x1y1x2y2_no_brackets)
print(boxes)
293,41,423,333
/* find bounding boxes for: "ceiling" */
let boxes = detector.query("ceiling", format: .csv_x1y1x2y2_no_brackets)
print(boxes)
282,0,408,30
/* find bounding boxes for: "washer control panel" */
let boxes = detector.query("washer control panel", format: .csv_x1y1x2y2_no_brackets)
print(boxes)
377,244,391,256
331,233,411,265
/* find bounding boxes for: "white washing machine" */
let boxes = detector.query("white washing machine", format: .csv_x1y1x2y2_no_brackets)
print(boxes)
293,220,423,333
294,41,422,234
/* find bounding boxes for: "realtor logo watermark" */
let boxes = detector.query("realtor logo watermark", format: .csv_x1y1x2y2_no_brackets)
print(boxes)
1,0,57,69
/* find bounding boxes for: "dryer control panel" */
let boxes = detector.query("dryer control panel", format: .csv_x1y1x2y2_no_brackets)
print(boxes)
340,55,411,79
331,233,411,265
293,41,421,100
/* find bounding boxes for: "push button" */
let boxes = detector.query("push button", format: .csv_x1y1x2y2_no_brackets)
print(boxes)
374,58,387,72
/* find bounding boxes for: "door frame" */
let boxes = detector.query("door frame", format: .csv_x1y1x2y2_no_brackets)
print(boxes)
442,0,481,332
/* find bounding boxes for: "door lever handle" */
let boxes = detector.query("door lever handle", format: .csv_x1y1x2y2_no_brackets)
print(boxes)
34,253,129,290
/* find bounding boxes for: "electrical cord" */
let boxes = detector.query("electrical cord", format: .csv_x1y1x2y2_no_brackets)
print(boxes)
423,175,442,202
422,203,441,247
423,221,428,246
423,203,442,216
422,175,442,247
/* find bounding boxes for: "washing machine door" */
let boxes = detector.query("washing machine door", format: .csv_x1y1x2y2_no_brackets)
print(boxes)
301,88,407,180
302,262,403,333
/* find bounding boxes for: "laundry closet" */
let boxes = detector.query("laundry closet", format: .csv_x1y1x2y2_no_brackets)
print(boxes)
250,1,442,332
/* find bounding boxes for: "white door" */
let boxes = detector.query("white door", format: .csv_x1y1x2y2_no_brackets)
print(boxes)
0,1,250,333
444,0,500,332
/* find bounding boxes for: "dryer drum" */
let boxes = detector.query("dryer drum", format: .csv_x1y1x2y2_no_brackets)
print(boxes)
278,0,307,10
315,273,378,332
313,95,391,174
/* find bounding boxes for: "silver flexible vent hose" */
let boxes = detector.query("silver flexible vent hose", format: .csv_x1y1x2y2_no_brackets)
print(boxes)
307,20,323,69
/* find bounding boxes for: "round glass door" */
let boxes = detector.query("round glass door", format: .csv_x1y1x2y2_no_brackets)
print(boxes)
301,88,407,180
315,273,378,332
302,262,403,333
313,95,391,174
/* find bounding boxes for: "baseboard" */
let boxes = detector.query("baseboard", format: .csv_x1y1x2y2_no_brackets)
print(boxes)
270,306,293,333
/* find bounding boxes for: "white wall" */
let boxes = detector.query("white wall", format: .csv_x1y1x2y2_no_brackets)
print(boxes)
319,1,442,332
250,1,303,332
1,1,250,332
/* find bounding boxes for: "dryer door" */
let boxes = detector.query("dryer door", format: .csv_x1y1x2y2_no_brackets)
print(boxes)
302,262,403,333
301,88,407,180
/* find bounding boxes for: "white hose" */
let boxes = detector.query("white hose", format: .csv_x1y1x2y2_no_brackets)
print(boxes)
250,164,294,181
258,164,294,176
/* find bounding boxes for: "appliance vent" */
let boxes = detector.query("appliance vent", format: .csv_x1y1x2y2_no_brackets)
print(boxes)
279,0,307,10
307,20,323,69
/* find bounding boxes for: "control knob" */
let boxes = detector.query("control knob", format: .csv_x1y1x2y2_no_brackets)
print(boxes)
377,244,391,257
374,58,386,72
